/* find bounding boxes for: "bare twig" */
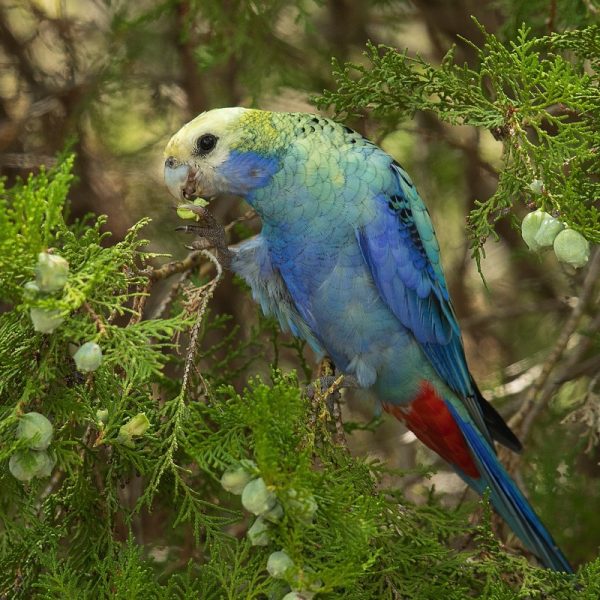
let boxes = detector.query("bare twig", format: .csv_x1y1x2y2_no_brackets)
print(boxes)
0,153,57,168
181,250,223,398
148,250,206,282
547,0,557,32
82,301,107,336
224,209,258,233
148,271,190,321
509,248,600,435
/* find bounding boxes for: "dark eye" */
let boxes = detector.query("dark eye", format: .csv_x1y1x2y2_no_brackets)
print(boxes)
195,134,218,155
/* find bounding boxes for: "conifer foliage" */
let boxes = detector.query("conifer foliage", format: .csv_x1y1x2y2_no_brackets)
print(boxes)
0,156,596,599
1,3,600,598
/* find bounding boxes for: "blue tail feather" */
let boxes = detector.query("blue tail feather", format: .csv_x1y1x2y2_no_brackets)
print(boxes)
447,403,573,573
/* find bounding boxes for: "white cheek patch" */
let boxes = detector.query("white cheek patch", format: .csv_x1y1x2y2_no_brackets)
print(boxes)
164,107,249,195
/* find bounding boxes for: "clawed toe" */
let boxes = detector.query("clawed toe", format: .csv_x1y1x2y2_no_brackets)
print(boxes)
175,210,233,268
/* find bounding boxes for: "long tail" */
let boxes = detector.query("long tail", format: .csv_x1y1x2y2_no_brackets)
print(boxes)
446,402,573,573
383,384,572,572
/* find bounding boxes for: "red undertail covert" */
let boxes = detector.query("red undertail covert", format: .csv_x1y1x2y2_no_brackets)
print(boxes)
383,381,480,478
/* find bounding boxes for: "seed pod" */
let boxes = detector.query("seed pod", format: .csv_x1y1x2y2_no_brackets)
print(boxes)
241,477,277,515
9,450,49,481
73,342,103,372
35,450,56,478
521,210,545,251
30,308,64,333
266,550,294,579
247,516,271,546
117,413,150,447
262,502,284,523
521,210,549,251
35,252,69,293
176,206,196,220
533,213,563,248
176,198,210,220
221,466,255,495
17,412,53,450
553,229,590,268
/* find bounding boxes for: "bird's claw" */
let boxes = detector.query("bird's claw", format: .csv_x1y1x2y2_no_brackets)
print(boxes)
306,374,359,398
175,211,233,269
305,372,355,448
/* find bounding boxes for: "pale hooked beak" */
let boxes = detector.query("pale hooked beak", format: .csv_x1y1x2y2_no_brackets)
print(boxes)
164,157,199,201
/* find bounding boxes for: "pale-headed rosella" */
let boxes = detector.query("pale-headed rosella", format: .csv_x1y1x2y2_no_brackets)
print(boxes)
163,108,572,572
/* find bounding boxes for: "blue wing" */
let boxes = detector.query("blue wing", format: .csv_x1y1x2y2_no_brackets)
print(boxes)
357,161,509,447
357,162,471,393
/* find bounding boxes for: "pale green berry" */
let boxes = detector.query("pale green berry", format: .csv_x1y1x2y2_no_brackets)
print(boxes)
30,308,64,333
241,477,277,515
9,450,49,481
247,516,271,546
262,502,284,523
266,550,294,579
533,213,563,248
35,252,69,292
553,229,590,268
529,179,544,195
176,198,210,220
23,280,40,299
521,210,548,251
121,413,150,437
221,467,255,495
282,593,309,600
35,450,56,478
176,206,196,220
17,412,53,450
117,413,150,447
73,342,103,372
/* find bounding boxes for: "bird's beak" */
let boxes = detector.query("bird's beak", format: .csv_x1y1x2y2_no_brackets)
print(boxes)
164,159,200,201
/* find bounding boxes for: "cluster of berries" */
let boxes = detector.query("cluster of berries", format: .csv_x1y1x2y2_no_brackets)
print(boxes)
25,252,104,370
220,462,321,599
9,412,55,482
521,183,590,268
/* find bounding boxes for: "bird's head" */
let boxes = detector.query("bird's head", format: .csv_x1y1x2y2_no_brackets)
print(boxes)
163,107,282,203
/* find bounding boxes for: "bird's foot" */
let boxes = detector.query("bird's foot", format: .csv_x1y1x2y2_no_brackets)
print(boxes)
305,374,359,402
305,362,357,448
176,205,233,269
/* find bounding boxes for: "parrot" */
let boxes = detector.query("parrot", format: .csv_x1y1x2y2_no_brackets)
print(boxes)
163,107,572,572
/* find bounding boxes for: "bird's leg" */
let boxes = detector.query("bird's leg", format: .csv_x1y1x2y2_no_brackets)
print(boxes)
306,357,359,447
307,360,359,403
176,204,234,269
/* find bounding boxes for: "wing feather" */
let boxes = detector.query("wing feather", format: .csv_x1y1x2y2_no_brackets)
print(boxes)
357,161,520,451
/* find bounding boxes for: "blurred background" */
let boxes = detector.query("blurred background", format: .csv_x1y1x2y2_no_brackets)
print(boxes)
1,0,598,566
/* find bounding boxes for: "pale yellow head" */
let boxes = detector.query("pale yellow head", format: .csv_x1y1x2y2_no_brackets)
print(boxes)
163,107,248,200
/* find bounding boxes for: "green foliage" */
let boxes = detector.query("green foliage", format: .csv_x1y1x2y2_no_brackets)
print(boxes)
318,22,600,266
2,163,597,598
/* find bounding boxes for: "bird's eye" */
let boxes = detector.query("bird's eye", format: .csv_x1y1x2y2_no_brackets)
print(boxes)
195,134,218,155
